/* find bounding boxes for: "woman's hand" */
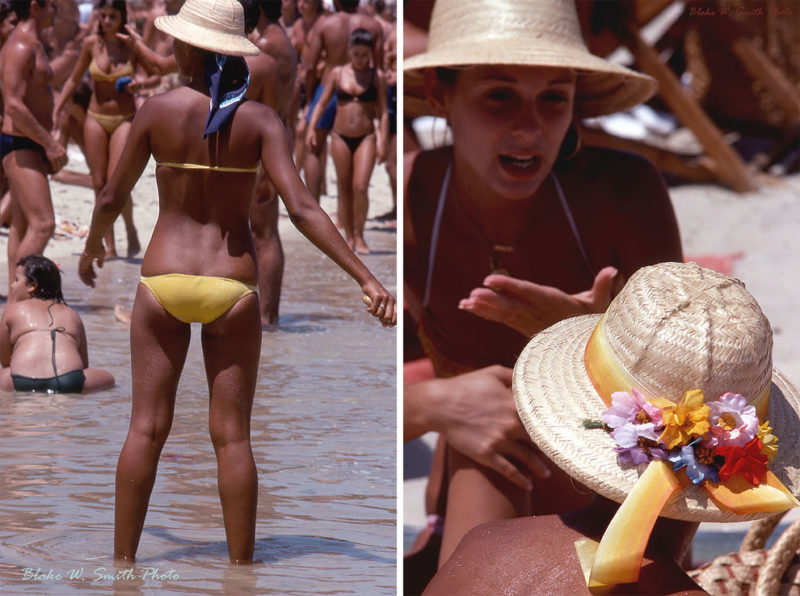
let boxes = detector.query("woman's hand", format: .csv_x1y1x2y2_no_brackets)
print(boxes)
305,127,317,151
458,266,622,338
116,24,141,48
375,142,387,165
78,246,105,288
407,365,550,490
361,280,397,327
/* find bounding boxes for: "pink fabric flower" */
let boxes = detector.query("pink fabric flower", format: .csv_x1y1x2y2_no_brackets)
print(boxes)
602,389,663,429
704,392,758,448
602,389,666,465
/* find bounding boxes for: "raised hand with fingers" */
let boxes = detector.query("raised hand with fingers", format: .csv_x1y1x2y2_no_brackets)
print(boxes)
458,266,624,338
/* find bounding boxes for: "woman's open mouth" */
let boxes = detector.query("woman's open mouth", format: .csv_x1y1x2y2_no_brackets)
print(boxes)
499,155,541,177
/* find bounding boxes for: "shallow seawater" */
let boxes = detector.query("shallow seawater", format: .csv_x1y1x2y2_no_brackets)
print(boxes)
0,223,397,594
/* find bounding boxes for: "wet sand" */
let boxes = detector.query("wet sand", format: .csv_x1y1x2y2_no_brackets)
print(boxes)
0,146,398,594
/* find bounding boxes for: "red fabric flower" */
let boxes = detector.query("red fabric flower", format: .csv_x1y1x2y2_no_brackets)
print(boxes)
717,437,769,485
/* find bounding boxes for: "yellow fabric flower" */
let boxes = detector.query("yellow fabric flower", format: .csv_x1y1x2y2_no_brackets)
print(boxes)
757,420,779,462
655,389,711,450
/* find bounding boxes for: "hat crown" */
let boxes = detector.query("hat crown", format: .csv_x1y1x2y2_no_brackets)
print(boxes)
603,262,773,404
178,0,245,36
427,0,588,56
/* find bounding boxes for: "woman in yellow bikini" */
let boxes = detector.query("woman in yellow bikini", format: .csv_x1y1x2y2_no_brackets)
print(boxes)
54,0,158,259
77,0,396,564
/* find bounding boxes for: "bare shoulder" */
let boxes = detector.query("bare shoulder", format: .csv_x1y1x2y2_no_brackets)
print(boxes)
0,302,23,324
565,146,668,207
561,146,682,266
425,517,590,595
427,516,707,596
236,100,283,137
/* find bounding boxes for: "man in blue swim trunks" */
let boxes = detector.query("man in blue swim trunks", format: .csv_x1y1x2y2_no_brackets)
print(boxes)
302,0,382,202
0,0,68,301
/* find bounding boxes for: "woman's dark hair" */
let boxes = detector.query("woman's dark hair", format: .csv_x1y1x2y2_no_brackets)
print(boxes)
239,0,281,30
260,0,282,21
348,28,373,48
434,67,458,85
10,0,45,20
238,0,259,33
0,0,13,22
93,0,127,34
17,254,66,303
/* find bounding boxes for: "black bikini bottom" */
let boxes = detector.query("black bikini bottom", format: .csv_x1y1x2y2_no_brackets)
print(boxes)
11,370,86,394
0,133,46,163
334,131,373,154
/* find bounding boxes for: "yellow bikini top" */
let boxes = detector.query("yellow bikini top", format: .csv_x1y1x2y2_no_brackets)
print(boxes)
89,57,135,83
155,160,261,173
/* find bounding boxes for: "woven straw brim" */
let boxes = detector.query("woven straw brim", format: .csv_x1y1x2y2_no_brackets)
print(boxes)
403,41,657,119
155,15,259,57
513,313,800,523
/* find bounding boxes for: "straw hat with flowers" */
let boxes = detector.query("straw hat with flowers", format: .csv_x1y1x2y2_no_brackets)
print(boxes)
403,0,657,118
154,0,259,57
512,261,800,590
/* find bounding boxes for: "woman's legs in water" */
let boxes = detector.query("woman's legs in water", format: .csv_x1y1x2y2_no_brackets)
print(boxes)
201,293,261,563
114,284,190,561
351,134,376,254
108,122,140,258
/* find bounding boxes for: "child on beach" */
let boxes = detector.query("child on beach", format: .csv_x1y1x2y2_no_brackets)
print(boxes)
0,254,115,393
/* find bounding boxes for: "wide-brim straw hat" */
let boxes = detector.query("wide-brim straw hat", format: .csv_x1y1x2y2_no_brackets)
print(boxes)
154,0,259,57
404,0,657,118
513,261,800,522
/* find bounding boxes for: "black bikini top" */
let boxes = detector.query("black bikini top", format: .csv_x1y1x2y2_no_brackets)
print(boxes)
336,71,377,103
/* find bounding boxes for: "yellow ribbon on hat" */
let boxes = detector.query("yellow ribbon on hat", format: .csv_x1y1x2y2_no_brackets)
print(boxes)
579,314,798,592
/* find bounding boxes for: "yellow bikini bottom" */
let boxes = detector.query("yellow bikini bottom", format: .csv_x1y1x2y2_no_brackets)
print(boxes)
87,110,134,134
140,274,256,324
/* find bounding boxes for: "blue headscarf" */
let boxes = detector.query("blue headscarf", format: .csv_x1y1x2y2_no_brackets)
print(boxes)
203,54,250,139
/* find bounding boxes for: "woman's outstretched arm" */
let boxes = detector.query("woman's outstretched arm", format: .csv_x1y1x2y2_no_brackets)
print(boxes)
259,105,396,326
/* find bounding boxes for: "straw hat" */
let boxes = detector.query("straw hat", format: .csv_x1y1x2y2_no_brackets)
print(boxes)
154,0,259,57
513,261,800,522
403,0,657,118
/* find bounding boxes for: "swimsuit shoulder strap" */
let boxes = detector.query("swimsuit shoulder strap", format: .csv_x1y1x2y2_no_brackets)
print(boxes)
422,163,452,309
551,172,594,277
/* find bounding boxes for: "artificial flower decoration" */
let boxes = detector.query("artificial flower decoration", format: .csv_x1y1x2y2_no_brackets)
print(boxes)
602,389,664,429
598,388,781,490
667,439,719,484
717,437,769,486
602,389,667,464
655,389,711,450
611,424,667,465
757,420,779,462
704,392,758,448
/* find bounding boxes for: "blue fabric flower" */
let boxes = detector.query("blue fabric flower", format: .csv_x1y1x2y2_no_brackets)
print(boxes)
667,440,720,485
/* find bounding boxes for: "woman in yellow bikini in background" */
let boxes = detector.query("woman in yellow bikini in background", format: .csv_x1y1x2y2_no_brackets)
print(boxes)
77,0,396,564
54,0,158,259
306,28,388,255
